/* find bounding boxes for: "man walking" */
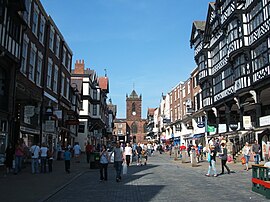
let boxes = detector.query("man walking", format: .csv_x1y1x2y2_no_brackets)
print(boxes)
30,142,40,174
111,141,124,182
252,140,261,164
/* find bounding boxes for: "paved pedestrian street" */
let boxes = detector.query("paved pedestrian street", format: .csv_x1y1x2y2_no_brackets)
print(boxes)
41,154,268,202
0,153,268,202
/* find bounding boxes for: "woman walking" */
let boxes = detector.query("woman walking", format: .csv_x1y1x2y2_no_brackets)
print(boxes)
219,141,230,175
205,145,218,177
124,143,132,166
242,142,251,171
99,145,109,181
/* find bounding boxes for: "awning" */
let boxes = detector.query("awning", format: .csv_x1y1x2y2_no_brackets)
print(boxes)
193,133,205,138
184,134,193,139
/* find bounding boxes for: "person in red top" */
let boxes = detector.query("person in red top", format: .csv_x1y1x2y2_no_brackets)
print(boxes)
180,143,186,151
85,142,93,163
179,143,186,159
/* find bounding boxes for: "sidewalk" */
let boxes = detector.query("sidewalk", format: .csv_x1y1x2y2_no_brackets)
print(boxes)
163,151,259,174
0,154,96,202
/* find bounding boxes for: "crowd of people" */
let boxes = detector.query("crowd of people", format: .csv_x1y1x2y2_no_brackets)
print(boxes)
3,136,269,182
3,138,82,175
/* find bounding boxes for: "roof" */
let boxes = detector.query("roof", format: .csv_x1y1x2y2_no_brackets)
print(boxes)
194,21,206,31
129,90,138,98
147,108,156,116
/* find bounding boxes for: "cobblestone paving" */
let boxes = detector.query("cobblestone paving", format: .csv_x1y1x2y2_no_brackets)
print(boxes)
44,153,269,202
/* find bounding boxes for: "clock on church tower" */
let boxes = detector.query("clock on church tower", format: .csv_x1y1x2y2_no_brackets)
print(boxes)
126,90,142,121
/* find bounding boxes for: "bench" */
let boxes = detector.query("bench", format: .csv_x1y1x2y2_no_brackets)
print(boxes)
252,165,270,199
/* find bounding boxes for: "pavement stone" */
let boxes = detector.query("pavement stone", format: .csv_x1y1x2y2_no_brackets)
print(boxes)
0,152,269,202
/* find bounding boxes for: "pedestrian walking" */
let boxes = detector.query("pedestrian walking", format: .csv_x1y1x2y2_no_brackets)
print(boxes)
30,142,40,174
124,143,132,166
56,142,62,160
136,143,143,166
14,139,24,175
142,144,148,165
47,147,54,172
4,143,14,175
242,142,251,171
111,141,124,182
173,143,179,160
205,145,217,177
252,140,261,164
85,142,93,163
219,141,230,175
40,143,48,173
64,147,71,173
73,142,81,163
99,145,109,181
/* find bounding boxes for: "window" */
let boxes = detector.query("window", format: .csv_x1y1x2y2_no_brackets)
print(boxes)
251,40,269,72
131,122,137,134
132,102,135,112
49,26,55,51
29,43,36,81
53,65,58,93
213,73,222,94
249,2,263,33
61,73,65,95
36,52,43,86
32,4,39,35
233,55,246,79
21,35,29,75
93,104,97,116
55,35,60,58
67,54,71,71
39,15,45,44
62,46,66,66
66,78,70,98
78,124,85,133
23,0,31,24
93,89,97,100
47,58,52,89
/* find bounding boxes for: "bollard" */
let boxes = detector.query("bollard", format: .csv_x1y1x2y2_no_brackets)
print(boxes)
191,149,197,167
182,150,189,163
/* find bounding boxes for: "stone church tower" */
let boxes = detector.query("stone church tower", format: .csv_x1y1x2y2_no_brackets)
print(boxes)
126,90,146,143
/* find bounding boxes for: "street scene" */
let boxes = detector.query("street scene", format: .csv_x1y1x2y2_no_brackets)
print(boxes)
0,152,268,202
2,0,270,201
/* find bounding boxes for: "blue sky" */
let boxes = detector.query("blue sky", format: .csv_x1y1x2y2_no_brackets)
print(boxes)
40,0,210,118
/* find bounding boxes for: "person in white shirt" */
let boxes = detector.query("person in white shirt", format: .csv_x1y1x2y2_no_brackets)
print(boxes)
124,143,132,166
40,143,48,173
73,143,81,163
30,142,40,174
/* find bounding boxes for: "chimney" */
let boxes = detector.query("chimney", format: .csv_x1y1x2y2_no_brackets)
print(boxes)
74,59,85,74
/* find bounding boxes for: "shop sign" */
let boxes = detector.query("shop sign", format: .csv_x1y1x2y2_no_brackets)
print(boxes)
197,122,205,128
260,115,270,127
243,116,252,128
54,110,62,119
24,106,35,117
65,120,80,125
45,120,55,132
229,123,238,131
207,125,215,132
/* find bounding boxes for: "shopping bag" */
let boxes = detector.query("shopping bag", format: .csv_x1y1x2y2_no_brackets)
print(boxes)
227,155,232,163
241,156,246,165
122,162,127,175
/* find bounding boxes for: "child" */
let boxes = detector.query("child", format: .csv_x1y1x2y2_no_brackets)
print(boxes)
64,148,71,173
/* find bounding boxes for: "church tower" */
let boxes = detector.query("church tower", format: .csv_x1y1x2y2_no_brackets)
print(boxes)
126,90,142,121
125,89,146,143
